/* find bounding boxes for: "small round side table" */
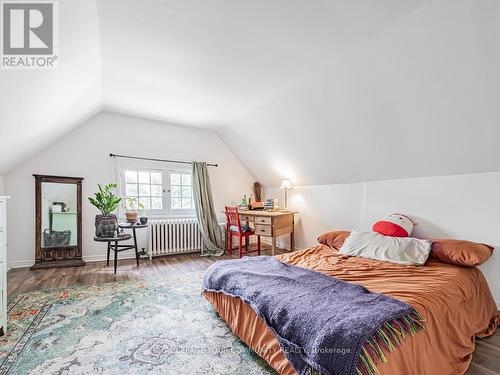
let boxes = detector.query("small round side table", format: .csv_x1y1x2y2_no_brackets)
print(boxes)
118,222,149,259
93,234,133,274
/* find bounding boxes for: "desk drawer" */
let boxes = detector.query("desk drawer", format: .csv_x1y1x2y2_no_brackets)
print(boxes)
255,216,272,225
239,214,254,222
255,225,272,236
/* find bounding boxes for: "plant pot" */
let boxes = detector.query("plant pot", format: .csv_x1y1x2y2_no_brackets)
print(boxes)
125,212,138,223
139,217,148,225
95,214,117,237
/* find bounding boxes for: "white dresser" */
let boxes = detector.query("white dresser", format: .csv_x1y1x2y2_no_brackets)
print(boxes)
0,196,9,334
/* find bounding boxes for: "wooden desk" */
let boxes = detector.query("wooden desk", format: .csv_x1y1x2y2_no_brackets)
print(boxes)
236,210,297,255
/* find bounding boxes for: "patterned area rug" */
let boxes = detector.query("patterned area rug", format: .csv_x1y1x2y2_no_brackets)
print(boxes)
0,273,275,374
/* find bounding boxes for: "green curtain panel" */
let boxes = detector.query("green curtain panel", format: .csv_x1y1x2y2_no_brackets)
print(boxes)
192,162,224,256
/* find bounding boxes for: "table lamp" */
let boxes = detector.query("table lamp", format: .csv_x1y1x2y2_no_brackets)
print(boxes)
280,179,293,210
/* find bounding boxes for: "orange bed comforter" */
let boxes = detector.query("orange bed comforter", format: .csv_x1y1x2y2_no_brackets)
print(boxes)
203,245,499,375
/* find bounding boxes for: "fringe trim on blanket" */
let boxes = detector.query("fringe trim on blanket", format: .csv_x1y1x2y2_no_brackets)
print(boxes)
356,310,426,375
308,368,322,375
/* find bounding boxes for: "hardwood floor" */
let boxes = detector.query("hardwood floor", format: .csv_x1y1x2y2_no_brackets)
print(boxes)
6,244,500,375
6,245,285,296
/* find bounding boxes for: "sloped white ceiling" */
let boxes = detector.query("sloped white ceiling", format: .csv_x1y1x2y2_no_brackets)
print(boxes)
220,0,500,186
97,0,428,127
5,0,496,189
0,0,102,174
0,0,428,174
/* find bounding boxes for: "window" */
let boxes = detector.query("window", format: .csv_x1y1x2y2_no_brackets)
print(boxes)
124,170,163,210
169,171,193,210
120,166,195,217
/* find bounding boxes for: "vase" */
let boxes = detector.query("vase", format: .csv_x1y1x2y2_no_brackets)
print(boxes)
125,212,138,223
95,214,117,237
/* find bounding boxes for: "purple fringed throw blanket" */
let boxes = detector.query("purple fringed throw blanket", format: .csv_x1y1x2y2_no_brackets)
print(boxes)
202,256,424,375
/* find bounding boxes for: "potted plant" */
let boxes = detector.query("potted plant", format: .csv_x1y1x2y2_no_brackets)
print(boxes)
124,197,144,223
88,183,122,237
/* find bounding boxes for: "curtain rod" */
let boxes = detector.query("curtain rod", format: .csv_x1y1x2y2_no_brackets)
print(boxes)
109,153,218,167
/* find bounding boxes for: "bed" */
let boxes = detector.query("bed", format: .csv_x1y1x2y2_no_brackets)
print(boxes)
203,243,499,375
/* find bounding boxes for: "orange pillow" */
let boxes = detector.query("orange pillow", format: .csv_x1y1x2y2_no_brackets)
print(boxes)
430,239,494,266
317,231,351,249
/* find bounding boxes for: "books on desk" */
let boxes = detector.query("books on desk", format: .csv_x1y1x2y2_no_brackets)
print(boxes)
264,198,279,211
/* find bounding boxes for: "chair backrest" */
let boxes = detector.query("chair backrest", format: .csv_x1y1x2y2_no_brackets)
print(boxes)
225,206,241,228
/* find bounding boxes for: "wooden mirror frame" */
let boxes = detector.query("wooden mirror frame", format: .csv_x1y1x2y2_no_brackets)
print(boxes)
31,175,86,270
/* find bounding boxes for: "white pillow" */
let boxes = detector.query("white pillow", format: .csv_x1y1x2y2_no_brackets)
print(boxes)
339,231,431,266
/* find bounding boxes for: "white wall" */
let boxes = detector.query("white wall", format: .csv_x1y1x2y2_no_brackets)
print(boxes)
265,171,500,305
0,176,4,195
220,0,500,187
5,112,255,268
0,0,102,174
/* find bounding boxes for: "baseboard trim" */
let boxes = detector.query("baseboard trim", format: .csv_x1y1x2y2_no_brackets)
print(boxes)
82,252,137,263
8,260,34,270
7,253,139,270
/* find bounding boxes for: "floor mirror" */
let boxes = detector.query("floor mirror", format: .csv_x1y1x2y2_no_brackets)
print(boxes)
31,175,85,269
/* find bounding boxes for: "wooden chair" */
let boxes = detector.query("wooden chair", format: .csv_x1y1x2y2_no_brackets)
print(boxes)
225,206,261,258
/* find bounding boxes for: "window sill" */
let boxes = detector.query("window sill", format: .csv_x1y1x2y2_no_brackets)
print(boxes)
119,214,197,221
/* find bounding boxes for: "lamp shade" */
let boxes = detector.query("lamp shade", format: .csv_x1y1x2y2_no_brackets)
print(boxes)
280,179,293,190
